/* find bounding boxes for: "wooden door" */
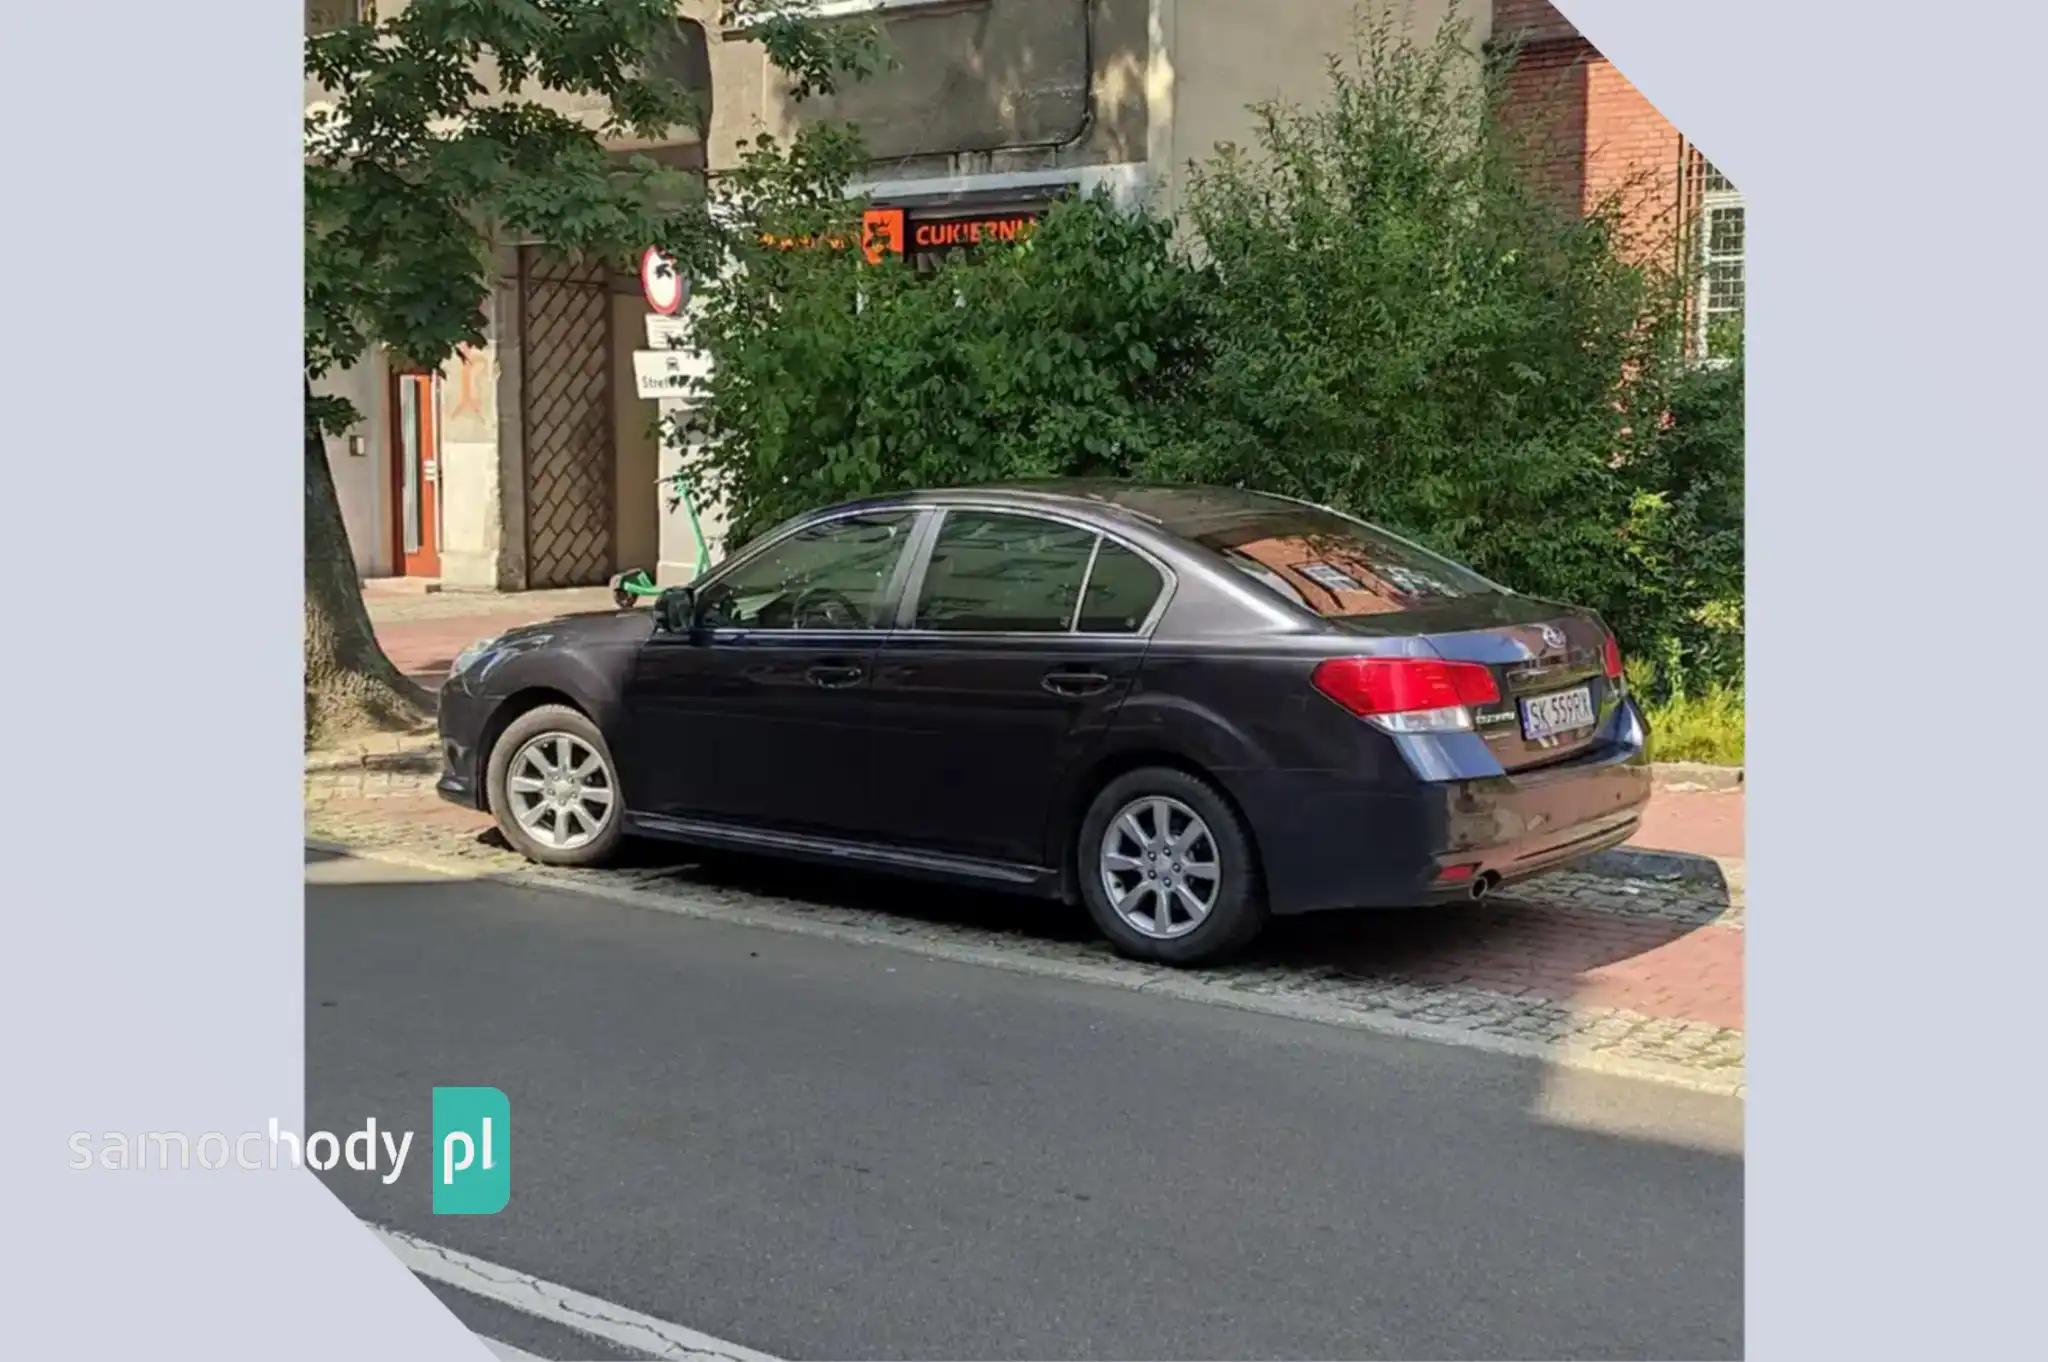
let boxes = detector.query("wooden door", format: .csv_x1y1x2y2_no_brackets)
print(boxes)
390,371,441,577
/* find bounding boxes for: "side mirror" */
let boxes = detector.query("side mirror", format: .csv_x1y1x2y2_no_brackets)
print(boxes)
654,586,696,635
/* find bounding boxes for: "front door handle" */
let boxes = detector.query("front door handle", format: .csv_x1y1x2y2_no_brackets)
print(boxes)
1042,669,1112,698
806,663,864,689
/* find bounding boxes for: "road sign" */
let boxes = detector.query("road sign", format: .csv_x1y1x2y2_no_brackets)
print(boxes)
644,314,692,349
639,248,684,315
632,348,711,400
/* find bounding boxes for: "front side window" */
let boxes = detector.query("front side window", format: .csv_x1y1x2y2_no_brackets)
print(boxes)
696,512,915,631
914,512,1097,632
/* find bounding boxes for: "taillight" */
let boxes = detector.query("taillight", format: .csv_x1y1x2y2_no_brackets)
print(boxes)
1311,657,1500,734
1602,632,1624,685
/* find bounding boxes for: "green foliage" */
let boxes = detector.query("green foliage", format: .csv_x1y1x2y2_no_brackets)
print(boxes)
1160,6,1737,693
1615,337,1745,694
303,0,884,433
678,3,1743,694
678,147,1204,538
1636,674,1746,765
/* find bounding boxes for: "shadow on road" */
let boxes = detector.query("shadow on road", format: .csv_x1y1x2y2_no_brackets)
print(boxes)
463,825,1729,1006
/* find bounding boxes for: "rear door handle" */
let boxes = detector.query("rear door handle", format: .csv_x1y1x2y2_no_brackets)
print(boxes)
1042,669,1112,697
806,663,864,688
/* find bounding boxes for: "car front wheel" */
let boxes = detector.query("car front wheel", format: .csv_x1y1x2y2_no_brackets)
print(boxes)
1077,767,1267,966
486,704,625,867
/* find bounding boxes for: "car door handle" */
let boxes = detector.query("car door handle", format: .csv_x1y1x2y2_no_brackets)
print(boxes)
806,663,865,688
1042,669,1112,697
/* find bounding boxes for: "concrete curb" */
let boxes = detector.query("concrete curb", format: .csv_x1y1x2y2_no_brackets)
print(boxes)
1583,845,1738,887
1651,761,1743,791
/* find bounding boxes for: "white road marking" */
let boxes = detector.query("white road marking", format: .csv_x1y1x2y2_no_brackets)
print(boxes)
373,1224,779,1362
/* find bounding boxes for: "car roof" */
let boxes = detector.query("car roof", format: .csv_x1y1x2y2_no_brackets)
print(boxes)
837,480,1309,536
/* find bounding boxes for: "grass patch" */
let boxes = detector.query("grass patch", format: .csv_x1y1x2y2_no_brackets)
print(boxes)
1640,684,1745,766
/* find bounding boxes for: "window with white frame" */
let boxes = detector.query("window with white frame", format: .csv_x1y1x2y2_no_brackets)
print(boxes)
1698,161,1745,360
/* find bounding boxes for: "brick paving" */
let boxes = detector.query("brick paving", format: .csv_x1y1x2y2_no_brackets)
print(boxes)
306,726,1745,1094
366,584,621,690
1636,786,1744,860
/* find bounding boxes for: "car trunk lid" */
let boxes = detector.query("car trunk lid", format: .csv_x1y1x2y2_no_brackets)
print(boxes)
1328,596,1619,770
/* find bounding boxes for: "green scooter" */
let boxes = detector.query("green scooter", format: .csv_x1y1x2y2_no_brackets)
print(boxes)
608,477,713,609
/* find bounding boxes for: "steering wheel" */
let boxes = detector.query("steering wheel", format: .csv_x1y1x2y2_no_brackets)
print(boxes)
790,585,864,630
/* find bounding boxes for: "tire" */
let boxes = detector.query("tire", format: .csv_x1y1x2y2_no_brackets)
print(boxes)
485,704,626,867
1076,766,1267,966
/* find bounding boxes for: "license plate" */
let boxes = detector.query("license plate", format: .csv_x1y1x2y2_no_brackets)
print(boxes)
1520,685,1596,740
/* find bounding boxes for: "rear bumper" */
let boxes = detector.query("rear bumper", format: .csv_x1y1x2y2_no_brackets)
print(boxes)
1232,723,1653,915
1416,758,1647,898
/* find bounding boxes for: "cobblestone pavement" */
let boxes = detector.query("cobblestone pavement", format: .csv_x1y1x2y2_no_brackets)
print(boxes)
307,731,1745,1096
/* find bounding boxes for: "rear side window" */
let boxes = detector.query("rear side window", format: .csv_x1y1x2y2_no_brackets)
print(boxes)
1077,540,1165,633
1193,505,1500,616
914,511,1096,632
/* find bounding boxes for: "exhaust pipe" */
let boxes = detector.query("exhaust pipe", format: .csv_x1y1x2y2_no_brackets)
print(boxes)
1467,872,1500,902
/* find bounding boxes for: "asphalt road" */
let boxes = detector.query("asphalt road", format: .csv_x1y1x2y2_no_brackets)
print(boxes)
306,850,1742,1360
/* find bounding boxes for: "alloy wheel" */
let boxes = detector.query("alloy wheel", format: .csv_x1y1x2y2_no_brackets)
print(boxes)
505,731,615,851
1099,795,1222,940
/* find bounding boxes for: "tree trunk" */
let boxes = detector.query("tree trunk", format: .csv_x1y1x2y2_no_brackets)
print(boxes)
304,380,434,744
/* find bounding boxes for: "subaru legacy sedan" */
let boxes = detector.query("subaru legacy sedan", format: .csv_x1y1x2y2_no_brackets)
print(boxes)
436,482,1650,965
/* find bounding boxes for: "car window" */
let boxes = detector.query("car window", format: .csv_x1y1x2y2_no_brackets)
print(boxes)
1077,539,1165,633
1193,506,1500,616
696,512,915,631
914,511,1096,632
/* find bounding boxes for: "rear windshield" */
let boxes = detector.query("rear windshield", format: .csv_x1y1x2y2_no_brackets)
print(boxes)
1186,505,1501,616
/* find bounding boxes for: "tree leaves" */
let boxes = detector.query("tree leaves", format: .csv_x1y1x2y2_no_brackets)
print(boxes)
678,3,1742,695
304,0,876,424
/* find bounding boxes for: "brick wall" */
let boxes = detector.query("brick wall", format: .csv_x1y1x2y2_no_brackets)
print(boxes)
1493,0,1580,46
1493,0,1694,264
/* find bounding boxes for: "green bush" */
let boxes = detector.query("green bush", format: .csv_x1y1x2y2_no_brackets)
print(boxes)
681,5,1742,698
1615,338,1745,694
1153,6,1740,697
1638,680,1746,766
680,134,1201,540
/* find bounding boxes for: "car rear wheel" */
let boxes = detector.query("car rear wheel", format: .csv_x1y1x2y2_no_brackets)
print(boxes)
1077,767,1266,966
486,704,625,867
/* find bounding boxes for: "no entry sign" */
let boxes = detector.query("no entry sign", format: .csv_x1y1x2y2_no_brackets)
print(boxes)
639,247,684,315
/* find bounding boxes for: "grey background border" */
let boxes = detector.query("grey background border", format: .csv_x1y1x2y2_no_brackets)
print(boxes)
1561,1,2047,1357
4,0,484,1355
6,1,2045,1357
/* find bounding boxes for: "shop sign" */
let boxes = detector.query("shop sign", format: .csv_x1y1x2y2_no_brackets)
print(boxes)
909,212,1039,253
755,205,1044,268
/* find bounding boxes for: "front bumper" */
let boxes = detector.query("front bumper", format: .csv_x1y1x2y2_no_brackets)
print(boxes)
434,677,491,811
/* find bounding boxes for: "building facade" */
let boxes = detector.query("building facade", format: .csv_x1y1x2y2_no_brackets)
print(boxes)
1492,0,1745,357
310,0,1488,588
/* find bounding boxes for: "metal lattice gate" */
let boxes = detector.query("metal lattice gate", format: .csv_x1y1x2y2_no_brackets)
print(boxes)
519,247,615,588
